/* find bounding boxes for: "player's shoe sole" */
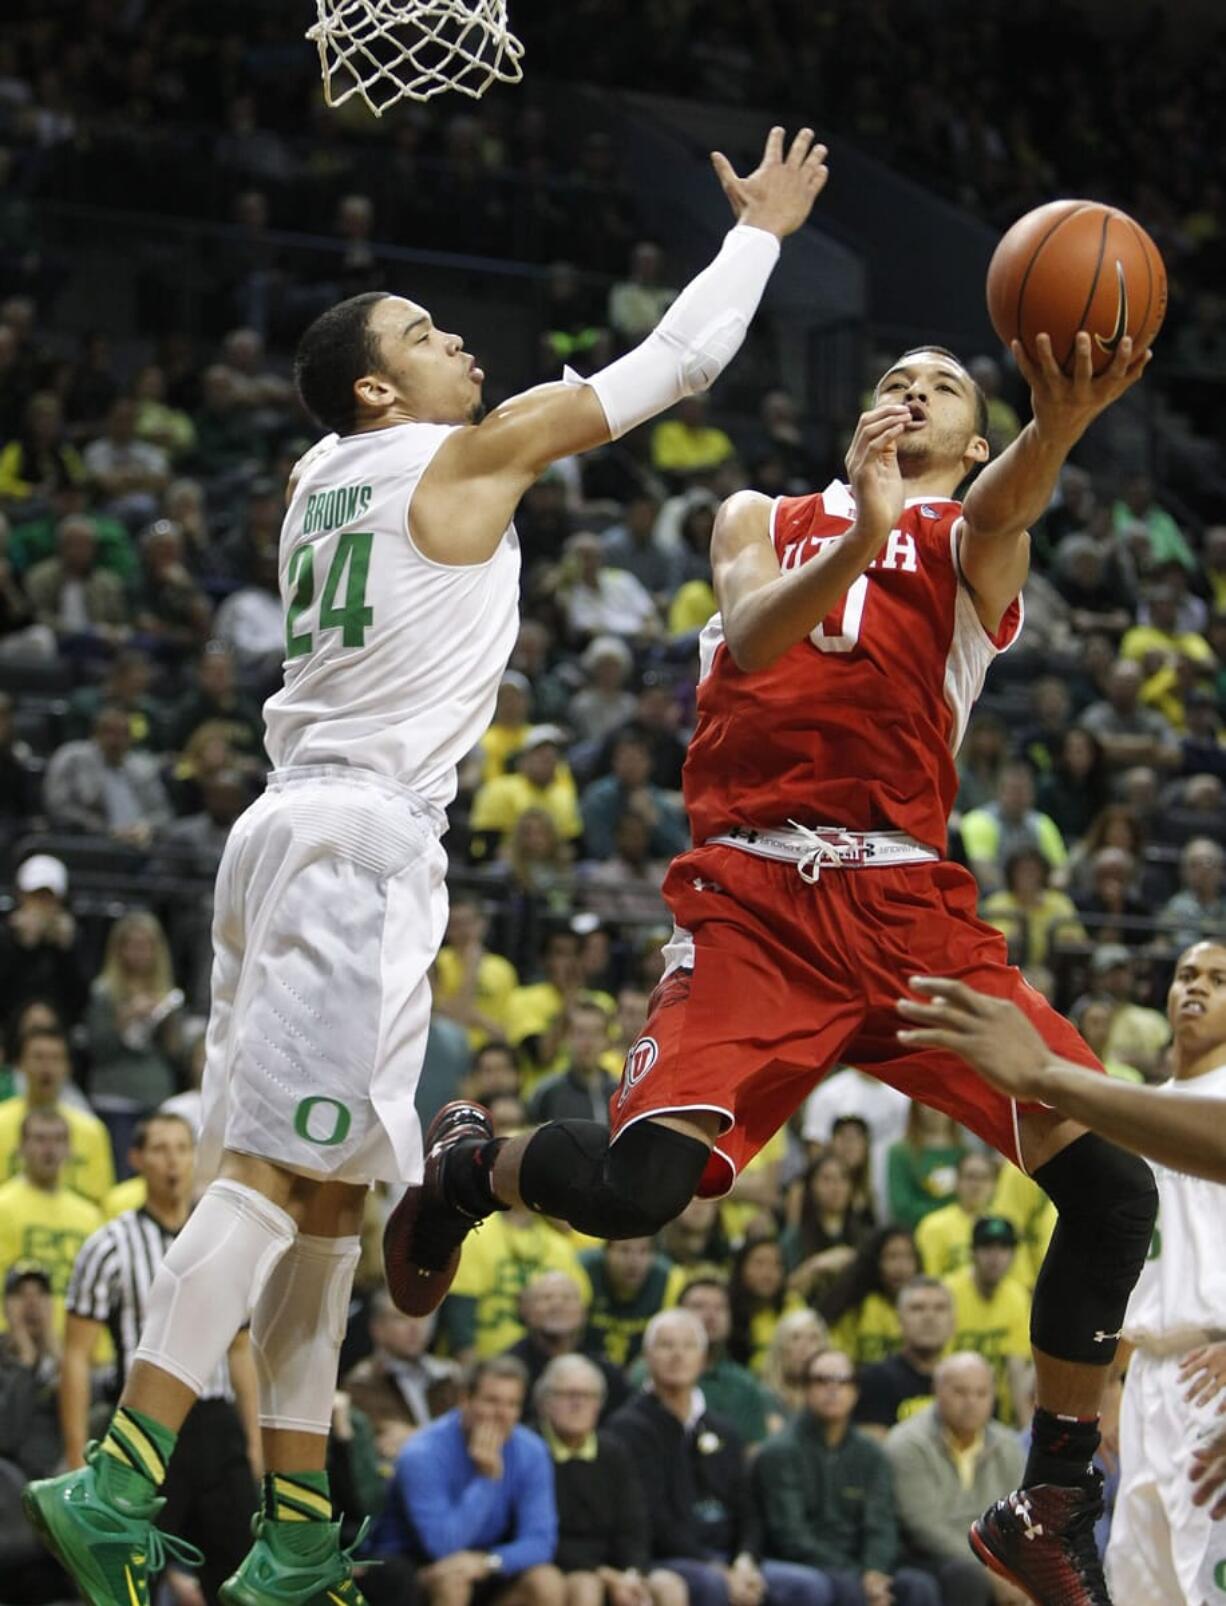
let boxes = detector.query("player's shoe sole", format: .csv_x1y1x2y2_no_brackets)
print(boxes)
22,1448,202,1606
969,1476,1110,1606
383,1100,495,1315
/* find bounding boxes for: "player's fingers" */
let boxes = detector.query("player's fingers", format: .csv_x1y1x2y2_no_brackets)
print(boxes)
786,127,815,167
763,125,785,166
1106,333,1134,382
908,976,988,1013
1120,348,1154,389
1034,332,1062,380
710,151,743,195
1072,330,1094,390
1010,338,1039,389
896,1026,956,1048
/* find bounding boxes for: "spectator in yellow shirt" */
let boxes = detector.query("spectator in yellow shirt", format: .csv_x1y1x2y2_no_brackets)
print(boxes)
432,893,519,1049
470,725,582,845
943,1217,1032,1428
915,1152,997,1279
0,1107,102,1337
475,671,532,784
980,848,1085,968
504,927,614,1089
439,1205,588,1359
0,1025,114,1206
822,1226,920,1366
650,395,735,483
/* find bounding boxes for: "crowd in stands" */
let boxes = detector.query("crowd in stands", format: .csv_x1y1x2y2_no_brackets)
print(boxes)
1,3,1226,1605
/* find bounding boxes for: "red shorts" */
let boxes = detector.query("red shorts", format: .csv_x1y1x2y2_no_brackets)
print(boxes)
608,843,1103,1196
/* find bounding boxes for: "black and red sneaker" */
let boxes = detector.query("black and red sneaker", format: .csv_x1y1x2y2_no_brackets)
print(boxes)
383,1102,496,1316
969,1475,1110,1605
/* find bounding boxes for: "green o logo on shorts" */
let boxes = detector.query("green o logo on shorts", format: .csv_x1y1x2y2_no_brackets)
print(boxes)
1215,1559,1226,1591
293,1096,352,1146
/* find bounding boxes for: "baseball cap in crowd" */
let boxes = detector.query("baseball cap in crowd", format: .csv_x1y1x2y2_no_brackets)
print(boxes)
1091,943,1132,974
4,1259,52,1296
972,1217,1019,1250
519,724,567,753
15,854,68,899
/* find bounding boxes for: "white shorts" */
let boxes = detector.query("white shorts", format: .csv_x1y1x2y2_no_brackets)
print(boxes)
198,766,449,1187
1106,1348,1226,1605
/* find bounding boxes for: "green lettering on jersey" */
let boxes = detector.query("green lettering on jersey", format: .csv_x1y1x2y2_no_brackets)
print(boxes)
283,531,376,658
302,482,373,536
285,544,315,659
1147,1224,1162,1261
319,530,375,647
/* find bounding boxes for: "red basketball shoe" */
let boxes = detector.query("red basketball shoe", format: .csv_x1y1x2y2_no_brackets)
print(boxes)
383,1101,495,1316
969,1475,1110,1605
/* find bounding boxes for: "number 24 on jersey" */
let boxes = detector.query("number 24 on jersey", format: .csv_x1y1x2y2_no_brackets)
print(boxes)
285,530,375,658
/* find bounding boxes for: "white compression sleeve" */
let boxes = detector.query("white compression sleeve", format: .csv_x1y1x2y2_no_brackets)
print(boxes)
134,1179,297,1395
581,223,781,439
251,1233,361,1433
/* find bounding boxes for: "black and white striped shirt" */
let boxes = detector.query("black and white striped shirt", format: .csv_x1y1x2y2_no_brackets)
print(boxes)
65,1208,233,1401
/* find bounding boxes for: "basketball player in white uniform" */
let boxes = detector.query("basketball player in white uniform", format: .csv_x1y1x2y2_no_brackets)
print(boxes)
22,128,829,1606
898,942,1226,1602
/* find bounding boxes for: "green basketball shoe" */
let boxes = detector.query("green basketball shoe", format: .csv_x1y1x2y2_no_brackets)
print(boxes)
22,1442,204,1606
219,1514,375,1606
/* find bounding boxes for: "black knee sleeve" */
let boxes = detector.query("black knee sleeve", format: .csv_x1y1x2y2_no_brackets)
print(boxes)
518,1119,710,1238
1029,1132,1157,1364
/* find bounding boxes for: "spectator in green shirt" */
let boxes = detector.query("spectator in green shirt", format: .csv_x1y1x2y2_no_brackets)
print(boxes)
886,1103,967,1231
755,1347,940,1604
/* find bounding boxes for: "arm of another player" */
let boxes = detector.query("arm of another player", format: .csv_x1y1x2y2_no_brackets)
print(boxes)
896,977,1226,1180
957,332,1152,630
714,404,911,672
414,129,828,556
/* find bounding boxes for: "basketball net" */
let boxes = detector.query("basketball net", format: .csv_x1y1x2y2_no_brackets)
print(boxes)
308,0,524,114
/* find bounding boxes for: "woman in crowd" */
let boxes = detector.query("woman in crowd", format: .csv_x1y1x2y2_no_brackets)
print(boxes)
1036,726,1111,843
727,1234,806,1375
85,910,184,1163
781,1152,872,1299
886,1101,967,1230
819,1225,920,1366
981,847,1086,968
759,1307,830,1424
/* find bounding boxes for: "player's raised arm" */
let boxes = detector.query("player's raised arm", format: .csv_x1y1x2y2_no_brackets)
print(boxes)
413,127,828,556
957,331,1151,629
713,402,910,672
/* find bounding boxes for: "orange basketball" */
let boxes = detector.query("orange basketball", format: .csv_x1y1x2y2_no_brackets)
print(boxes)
986,200,1167,376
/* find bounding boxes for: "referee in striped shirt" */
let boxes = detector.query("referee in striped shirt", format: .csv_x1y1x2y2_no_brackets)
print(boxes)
62,1111,260,1605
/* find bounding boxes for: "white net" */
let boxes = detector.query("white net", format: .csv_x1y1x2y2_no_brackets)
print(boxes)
308,0,524,115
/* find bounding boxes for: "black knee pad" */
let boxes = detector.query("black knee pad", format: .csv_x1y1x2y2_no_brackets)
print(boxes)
1030,1132,1157,1364
519,1119,710,1238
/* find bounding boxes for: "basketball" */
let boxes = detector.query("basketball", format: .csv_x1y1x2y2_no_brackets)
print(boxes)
986,199,1167,375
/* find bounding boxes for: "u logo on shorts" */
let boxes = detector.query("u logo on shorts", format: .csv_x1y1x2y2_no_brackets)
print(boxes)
293,1096,353,1146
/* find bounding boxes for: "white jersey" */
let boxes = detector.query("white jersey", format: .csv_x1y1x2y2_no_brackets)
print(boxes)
1122,1061,1226,1346
263,421,521,809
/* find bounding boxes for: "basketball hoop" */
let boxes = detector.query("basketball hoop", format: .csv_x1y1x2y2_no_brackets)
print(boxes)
308,0,524,115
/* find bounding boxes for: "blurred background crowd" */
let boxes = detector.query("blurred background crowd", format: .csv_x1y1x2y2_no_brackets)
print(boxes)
2,2,1225,1605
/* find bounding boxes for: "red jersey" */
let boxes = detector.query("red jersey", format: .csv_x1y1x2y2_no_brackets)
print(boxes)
683,482,1022,853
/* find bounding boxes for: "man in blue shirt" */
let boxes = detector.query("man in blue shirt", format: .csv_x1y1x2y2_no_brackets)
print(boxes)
371,1354,562,1606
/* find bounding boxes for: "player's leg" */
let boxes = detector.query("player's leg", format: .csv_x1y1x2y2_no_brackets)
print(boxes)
1103,1351,1178,1603
221,1177,367,1606
385,850,865,1312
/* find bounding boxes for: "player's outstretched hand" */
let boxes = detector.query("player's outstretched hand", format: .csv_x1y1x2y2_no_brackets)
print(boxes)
1191,1424,1226,1519
896,977,1054,1099
711,126,829,240
845,403,910,537
1013,330,1152,450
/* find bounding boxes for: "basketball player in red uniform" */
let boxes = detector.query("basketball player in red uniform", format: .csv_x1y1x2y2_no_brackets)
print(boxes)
400,329,1154,1604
